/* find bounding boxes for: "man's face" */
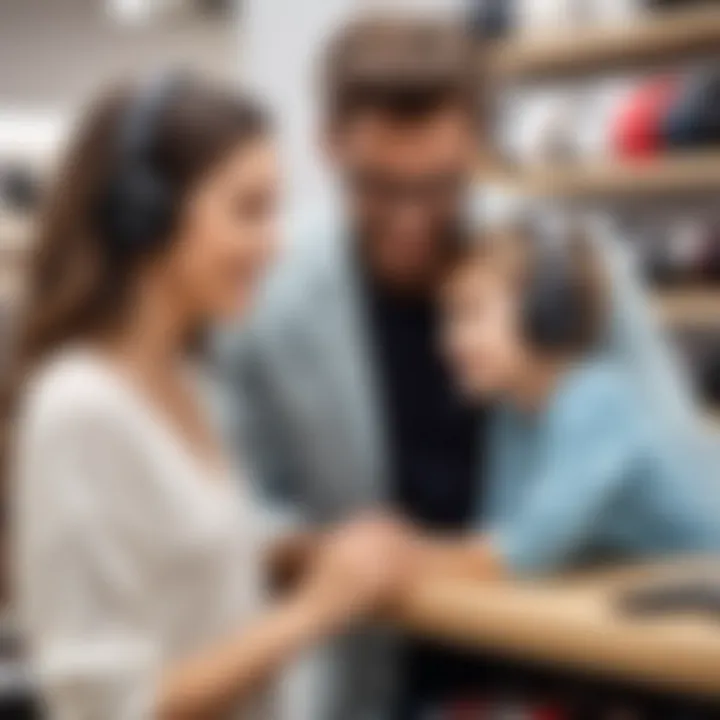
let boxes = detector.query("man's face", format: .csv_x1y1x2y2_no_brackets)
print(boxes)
327,106,476,289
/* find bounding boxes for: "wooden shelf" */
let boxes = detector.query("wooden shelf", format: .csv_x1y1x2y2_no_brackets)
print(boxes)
495,153,720,202
655,288,720,328
0,215,34,258
705,407,720,431
491,7,720,81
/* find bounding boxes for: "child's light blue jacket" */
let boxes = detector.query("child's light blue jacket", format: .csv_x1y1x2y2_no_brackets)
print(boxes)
484,358,720,574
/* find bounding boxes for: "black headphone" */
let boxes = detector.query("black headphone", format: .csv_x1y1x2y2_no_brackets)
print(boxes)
519,220,592,353
96,72,188,256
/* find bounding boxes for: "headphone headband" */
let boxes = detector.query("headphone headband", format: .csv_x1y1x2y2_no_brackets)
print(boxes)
118,70,189,162
96,70,190,254
519,214,590,354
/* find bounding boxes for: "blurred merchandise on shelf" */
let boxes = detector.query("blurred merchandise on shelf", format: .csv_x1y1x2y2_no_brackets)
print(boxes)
499,87,583,166
497,66,719,168
512,0,642,36
611,75,681,158
467,0,686,41
664,70,720,150
636,219,720,286
468,0,516,40
645,0,720,10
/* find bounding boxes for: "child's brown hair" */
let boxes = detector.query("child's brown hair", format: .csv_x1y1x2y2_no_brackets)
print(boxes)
450,222,611,356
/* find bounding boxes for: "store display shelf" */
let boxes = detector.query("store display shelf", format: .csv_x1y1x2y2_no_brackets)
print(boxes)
492,153,720,202
0,215,34,257
490,7,720,81
705,407,720,432
655,288,720,328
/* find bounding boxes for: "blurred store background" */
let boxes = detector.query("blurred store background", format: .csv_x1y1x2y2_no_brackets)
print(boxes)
0,0,239,358
0,0,719,717
469,0,720,431
3,0,719,426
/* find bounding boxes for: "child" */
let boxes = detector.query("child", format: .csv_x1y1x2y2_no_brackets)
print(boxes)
419,223,720,578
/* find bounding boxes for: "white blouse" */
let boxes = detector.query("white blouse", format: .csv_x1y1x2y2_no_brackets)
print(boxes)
12,348,269,720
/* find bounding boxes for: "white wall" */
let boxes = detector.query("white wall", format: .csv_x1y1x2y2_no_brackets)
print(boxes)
0,0,237,113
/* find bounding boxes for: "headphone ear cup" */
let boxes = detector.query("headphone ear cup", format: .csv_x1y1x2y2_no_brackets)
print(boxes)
522,267,583,352
522,277,556,349
98,165,174,254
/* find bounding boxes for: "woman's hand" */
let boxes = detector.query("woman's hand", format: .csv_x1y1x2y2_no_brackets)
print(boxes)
296,514,417,632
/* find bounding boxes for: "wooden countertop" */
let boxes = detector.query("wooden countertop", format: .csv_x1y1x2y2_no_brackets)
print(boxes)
395,560,720,698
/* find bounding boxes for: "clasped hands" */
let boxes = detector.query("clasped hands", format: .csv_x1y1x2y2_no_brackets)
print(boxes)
271,513,463,631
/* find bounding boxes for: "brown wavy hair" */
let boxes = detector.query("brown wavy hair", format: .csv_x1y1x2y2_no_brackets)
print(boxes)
0,76,270,595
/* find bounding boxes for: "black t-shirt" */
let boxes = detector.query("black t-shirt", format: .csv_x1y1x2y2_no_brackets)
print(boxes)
365,280,482,529
362,272,490,716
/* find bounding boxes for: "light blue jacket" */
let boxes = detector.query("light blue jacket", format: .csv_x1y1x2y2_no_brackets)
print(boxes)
485,358,720,575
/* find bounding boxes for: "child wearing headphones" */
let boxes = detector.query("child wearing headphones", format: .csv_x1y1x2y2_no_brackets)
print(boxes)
416,222,720,579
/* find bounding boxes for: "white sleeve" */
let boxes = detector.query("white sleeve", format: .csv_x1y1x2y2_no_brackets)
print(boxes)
13,403,162,720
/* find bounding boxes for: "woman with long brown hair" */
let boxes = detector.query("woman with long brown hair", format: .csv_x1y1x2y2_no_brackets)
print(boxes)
5,74,408,720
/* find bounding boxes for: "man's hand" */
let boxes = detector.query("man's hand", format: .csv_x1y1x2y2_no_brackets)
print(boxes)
266,511,419,596
295,513,422,627
268,517,507,604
